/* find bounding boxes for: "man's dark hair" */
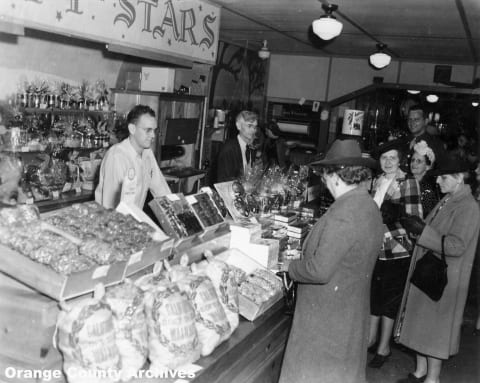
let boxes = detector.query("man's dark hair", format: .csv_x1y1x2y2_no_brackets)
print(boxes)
408,104,426,116
126,105,156,125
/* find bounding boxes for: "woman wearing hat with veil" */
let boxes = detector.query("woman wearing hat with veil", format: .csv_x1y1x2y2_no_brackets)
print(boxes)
278,139,384,383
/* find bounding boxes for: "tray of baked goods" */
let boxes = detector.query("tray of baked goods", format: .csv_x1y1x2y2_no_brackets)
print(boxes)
216,248,284,321
0,202,173,300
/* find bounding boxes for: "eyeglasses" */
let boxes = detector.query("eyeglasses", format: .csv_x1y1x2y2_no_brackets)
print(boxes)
138,126,156,135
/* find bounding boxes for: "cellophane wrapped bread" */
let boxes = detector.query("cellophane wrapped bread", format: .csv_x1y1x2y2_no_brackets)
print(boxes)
192,254,239,338
57,288,121,383
173,274,231,356
165,258,231,357
142,275,200,372
105,280,148,381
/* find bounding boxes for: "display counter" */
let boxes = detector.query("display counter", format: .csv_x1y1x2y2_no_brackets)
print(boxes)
0,274,291,383
137,300,291,383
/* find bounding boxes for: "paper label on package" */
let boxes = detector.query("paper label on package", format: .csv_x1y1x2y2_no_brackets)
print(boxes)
167,194,180,201
128,251,143,265
92,265,110,279
185,195,197,204
120,168,137,205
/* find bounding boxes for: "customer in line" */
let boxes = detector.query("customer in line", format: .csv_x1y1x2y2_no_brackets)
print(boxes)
278,139,384,383
95,104,171,209
403,104,446,166
368,140,423,369
410,140,440,217
472,163,480,336
395,157,480,383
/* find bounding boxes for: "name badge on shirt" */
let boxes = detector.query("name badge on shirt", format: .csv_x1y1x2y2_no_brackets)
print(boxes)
121,168,137,205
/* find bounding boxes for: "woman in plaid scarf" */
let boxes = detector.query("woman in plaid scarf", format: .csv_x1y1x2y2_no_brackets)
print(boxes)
367,140,423,369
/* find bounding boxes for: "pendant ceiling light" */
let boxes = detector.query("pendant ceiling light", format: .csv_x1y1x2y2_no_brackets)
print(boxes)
258,40,270,60
312,3,343,40
426,94,439,103
369,43,391,69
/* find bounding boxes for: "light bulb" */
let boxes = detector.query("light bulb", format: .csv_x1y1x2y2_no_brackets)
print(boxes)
312,17,343,40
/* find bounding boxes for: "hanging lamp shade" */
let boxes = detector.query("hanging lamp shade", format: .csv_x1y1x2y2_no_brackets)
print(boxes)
312,3,343,40
258,40,270,60
369,43,391,69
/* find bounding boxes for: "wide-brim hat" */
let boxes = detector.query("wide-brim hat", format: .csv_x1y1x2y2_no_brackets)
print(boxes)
309,139,378,168
430,156,471,176
374,139,407,159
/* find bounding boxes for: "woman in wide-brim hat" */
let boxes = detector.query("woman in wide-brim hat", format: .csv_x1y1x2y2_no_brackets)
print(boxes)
367,139,423,369
279,138,384,383
394,156,480,383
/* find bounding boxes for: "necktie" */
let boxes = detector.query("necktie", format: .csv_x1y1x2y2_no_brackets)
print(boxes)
246,146,254,165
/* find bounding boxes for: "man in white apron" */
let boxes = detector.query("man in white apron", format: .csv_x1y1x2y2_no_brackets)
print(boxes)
95,105,171,209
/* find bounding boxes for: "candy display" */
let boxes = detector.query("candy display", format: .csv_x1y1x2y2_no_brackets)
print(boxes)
187,192,224,228
149,194,203,238
215,164,309,221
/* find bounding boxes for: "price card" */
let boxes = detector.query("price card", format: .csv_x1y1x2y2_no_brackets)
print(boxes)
128,251,143,266
26,197,34,205
185,195,197,204
73,181,82,194
21,146,29,152
92,265,110,279
52,190,60,199
62,182,72,193
167,193,180,201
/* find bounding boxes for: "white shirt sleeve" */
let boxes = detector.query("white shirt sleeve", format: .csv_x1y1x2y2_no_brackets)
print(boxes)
148,151,171,198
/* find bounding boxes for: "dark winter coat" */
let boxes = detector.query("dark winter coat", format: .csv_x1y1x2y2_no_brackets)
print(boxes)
395,185,480,359
279,188,384,383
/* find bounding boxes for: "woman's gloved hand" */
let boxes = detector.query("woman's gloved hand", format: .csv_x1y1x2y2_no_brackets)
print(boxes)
399,214,426,236
380,200,403,225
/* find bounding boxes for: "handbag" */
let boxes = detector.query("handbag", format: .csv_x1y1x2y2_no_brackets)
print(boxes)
410,235,447,301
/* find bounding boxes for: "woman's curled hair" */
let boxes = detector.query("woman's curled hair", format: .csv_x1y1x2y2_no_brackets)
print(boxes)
322,165,373,185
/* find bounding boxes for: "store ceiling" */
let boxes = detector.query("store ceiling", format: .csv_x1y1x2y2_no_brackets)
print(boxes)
211,0,480,65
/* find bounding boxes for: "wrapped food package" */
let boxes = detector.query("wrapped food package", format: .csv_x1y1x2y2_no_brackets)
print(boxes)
192,256,239,338
175,274,231,356
105,281,148,381
57,292,121,383
143,280,200,372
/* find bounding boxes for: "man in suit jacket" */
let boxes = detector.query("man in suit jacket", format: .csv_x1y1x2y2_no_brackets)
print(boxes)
400,104,446,171
215,110,258,182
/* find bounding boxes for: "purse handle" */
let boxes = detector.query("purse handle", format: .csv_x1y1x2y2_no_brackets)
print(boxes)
440,235,447,265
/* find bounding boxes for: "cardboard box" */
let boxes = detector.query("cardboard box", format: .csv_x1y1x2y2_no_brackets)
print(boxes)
125,71,141,90
229,221,262,247
0,244,127,301
248,238,280,269
141,67,175,92
0,282,59,364
148,194,204,239
216,248,283,321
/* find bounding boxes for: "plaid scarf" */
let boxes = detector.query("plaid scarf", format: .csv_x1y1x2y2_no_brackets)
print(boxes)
372,170,423,260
